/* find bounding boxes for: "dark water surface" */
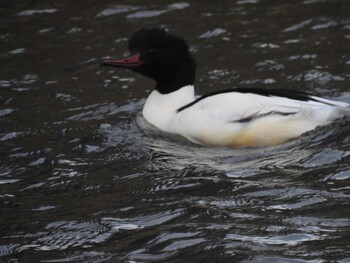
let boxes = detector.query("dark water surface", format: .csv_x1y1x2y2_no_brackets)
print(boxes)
1,0,350,262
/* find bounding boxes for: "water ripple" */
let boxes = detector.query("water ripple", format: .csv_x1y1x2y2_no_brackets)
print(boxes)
1,0,350,262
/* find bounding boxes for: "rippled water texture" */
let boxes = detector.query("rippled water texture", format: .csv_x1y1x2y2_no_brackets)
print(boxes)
1,0,350,262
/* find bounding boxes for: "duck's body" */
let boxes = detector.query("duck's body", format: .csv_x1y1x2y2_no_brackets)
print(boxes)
143,85,347,147
102,28,349,147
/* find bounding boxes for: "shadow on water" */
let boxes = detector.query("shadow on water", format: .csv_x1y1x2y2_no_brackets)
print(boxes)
1,0,350,262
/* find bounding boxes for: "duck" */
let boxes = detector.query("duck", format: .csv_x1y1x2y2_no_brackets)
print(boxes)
101,28,349,147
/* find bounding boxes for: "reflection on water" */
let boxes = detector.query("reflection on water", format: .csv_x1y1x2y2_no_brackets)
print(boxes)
1,0,350,262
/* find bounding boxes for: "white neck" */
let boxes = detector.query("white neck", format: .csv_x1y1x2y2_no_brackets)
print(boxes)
142,85,195,132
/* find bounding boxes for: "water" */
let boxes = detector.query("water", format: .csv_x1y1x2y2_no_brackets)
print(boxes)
1,0,350,262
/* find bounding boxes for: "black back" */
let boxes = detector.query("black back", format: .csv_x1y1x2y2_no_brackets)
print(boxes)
177,88,325,112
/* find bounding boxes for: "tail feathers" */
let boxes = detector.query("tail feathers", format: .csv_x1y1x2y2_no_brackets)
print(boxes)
292,100,348,125
310,96,350,108
309,96,350,119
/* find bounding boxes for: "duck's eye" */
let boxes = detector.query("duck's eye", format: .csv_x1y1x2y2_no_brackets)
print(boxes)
148,48,156,54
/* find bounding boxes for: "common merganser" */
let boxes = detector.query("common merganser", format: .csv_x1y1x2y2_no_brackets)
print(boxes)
101,28,349,147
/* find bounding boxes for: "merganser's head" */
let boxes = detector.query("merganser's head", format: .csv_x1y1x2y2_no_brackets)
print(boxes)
101,28,196,94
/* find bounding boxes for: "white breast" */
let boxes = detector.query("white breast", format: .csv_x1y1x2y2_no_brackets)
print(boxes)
142,85,195,132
